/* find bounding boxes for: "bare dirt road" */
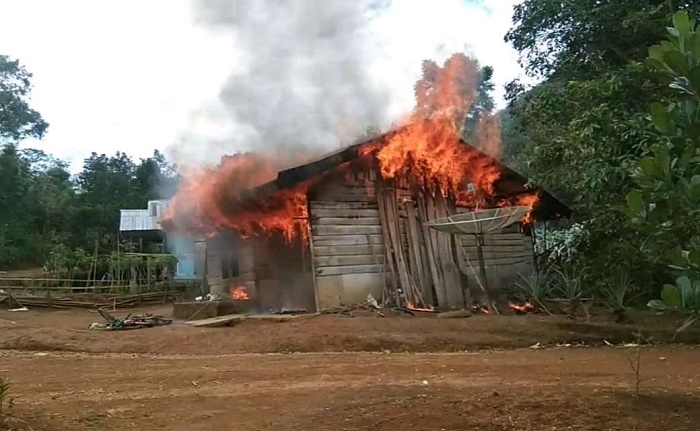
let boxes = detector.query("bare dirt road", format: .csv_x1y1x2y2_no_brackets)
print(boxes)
2,347,699,430
0,306,699,430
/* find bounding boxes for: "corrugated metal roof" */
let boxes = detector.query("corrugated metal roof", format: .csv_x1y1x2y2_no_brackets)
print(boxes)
119,200,170,232
120,210,158,231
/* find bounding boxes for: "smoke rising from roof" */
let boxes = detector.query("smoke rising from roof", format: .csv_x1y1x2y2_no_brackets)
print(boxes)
170,0,393,168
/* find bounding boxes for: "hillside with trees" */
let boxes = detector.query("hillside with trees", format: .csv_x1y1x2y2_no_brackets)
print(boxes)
0,55,178,269
500,2,700,298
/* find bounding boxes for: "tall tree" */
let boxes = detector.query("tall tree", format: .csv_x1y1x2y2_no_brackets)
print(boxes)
501,0,700,285
0,55,48,142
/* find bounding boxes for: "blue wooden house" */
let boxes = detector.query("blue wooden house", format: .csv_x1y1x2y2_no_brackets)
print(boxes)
119,200,202,281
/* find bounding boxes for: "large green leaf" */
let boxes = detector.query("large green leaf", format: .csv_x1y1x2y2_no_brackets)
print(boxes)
661,283,682,308
692,32,700,62
626,190,644,214
664,50,690,75
648,45,665,62
672,11,692,35
677,275,692,292
638,157,657,176
655,145,670,177
650,102,673,134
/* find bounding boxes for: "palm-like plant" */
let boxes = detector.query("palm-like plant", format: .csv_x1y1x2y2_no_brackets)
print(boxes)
515,268,554,315
554,267,586,301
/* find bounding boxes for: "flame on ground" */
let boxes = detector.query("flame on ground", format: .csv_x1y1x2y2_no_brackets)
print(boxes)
406,302,435,312
229,285,250,301
471,304,490,314
508,301,535,314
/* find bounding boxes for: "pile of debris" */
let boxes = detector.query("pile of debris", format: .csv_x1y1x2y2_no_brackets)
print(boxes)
88,308,172,331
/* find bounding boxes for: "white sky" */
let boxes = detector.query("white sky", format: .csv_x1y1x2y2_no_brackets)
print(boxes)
0,0,525,172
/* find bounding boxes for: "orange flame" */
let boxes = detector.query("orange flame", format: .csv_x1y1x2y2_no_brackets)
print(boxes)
406,302,435,312
229,285,249,301
471,304,490,314
162,153,311,243
365,53,514,212
508,301,535,314
163,53,540,241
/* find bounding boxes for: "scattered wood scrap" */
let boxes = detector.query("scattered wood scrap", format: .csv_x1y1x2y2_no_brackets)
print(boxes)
322,303,386,318
184,314,247,328
185,312,319,327
246,313,319,322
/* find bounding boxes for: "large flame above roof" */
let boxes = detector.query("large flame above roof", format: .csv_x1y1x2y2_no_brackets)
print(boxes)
162,53,538,241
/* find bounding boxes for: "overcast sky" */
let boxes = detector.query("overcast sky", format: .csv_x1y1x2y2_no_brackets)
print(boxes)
0,0,524,172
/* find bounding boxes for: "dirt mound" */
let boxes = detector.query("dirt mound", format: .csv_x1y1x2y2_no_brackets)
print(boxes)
1,305,698,356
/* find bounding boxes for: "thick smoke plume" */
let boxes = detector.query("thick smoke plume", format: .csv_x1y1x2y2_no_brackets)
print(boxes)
173,0,392,168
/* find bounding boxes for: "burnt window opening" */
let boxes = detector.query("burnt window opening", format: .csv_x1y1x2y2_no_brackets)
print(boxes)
221,251,240,279
148,202,158,217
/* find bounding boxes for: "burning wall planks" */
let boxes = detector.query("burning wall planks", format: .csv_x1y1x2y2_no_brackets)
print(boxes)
309,168,386,308
303,163,537,310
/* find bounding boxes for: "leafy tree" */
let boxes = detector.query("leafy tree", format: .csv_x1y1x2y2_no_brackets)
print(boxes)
0,55,183,270
0,56,48,142
505,0,700,80
623,11,700,331
500,0,700,289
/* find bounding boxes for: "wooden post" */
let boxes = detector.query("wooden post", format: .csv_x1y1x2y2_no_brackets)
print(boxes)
201,240,208,298
530,223,539,273
164,278,169,303
306,218,321,313
473,233,497,313
415,193,444,307
91,238,99,291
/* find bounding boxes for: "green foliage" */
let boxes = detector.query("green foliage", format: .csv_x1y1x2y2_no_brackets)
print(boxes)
44,244,91,275
0,57,183,269
0,145,179,269
624,10,700,334
500,0,698,295
516,269,553,314
534,223,588,264
600,275,640,310
553,267,587,301
0,55,48,142
505,0,700,80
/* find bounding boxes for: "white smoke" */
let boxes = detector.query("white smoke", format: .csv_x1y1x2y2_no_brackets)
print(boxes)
165,0,523,168
170,0,394,167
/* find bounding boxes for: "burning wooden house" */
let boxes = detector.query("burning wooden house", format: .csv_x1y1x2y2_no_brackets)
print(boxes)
161,119,570,313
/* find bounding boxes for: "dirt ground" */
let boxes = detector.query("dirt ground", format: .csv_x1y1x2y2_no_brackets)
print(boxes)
1,305,699,430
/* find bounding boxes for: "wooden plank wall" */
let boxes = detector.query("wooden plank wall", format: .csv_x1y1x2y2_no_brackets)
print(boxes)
309,169,386,309
205,239,226,298
456,208,534,293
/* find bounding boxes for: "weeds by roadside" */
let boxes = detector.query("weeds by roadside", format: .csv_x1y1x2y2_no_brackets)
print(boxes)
624,329,652,398
0,377,34,431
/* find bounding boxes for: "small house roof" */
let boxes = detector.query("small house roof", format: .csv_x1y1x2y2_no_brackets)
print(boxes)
245,128,572,221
